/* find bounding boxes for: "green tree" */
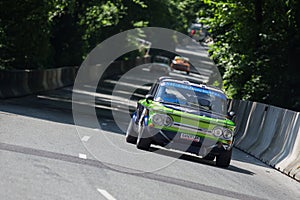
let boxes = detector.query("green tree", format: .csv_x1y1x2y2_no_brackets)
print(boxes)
0,0,208,70
0,0,53,69
49,0,84,67
202,0,300,110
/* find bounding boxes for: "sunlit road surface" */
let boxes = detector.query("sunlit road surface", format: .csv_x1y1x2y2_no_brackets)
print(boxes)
0,42,299,200
0,102,299,200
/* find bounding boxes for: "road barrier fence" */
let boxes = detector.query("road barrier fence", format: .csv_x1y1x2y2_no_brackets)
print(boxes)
230,99,300,181
0,56,150,99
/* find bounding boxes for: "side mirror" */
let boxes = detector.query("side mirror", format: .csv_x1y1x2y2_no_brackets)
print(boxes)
145,94,154,104
227,111,236,120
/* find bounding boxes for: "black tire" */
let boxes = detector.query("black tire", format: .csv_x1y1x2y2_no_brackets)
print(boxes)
125,120,137,144
186,71,190,75
202,153,215,161
136,127,152,150
216,148,232,168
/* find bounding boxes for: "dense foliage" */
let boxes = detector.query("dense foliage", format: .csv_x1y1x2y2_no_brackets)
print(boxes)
0,0,299,110
0,0,53,69
200,0,300,110
0,0,200,69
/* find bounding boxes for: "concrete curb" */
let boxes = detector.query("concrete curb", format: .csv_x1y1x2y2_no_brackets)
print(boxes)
0,57,150,99
232,99,300,181
0,67,78,99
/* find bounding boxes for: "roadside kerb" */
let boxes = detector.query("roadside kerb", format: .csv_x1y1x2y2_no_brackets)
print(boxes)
264,109,298,166
0,67,78,99
235,102,267,151
0,56,149,99
234,100,253,146
275,112,300,180
233,100,299,181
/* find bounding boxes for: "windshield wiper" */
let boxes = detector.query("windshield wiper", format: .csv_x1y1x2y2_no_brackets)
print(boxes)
159,101,181,106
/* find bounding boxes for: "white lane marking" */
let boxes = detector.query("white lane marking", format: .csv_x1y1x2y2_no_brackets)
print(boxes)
81,136,91,142
97,189,117,200
79,153,87,159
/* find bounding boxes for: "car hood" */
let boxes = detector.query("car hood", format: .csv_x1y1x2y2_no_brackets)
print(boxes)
162,103,226,120
139,99,235,127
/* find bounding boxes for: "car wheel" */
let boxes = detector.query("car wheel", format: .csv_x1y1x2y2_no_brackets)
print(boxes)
136,127,152,150
125,120,137,144
186,71,190,75
202,153,215,161
216,148,232,168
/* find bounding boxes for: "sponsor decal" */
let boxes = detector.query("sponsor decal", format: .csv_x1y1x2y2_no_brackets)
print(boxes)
180,133,201,142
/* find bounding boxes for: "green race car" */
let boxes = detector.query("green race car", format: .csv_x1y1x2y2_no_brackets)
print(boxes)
126,77,236,167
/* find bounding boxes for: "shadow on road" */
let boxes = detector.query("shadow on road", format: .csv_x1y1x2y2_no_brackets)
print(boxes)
0,141,265,200
148,146,255,176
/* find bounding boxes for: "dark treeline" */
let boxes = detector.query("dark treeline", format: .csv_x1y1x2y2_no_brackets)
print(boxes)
0,0,299,110
200,0,300,111
0,0,201,69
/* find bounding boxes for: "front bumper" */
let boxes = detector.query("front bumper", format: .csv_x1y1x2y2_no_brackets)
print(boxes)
145,126,233,156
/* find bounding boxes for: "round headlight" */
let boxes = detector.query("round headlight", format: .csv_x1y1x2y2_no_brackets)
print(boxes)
223,129,233,139
212,127,223,137
152,114,173,127
152,114,164,126
164,115,173,126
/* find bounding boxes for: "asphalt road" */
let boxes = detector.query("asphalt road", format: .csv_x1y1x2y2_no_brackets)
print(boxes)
1,95,299,200
0,42,299,200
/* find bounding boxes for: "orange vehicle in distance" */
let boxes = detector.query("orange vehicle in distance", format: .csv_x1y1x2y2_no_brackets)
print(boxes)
170,56,191,75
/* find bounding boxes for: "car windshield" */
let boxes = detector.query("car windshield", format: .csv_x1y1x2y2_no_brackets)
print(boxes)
191,23,202,29
153,56,170,65
154,81,227,115
174,56,189,62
